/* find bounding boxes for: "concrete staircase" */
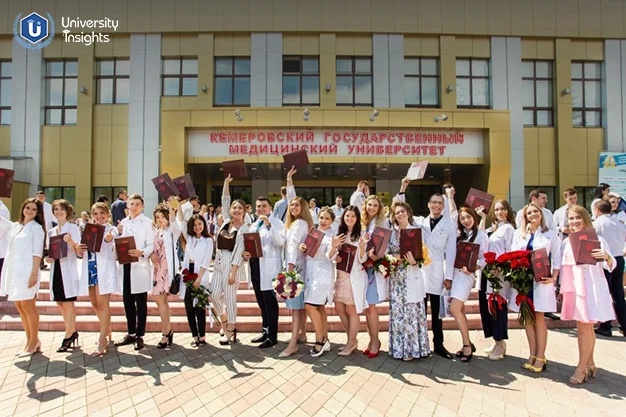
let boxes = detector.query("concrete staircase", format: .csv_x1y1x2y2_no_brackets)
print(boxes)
0,270,577,333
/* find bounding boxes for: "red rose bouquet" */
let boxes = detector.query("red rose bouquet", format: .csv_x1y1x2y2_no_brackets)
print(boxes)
272,266,304,299
482,251,507,319
499,251,536,326
182,269,221,326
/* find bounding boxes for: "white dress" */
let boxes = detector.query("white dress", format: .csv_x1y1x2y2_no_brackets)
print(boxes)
78,223,119,295
0,220,45,301
451,231,488,302
509,228,561,313
304,228,335,306
486,223,515,297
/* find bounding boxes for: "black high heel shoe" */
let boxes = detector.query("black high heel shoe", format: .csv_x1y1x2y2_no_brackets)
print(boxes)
57,332,79,353
219,328,238,345
157,331,173,349
459,343,475,363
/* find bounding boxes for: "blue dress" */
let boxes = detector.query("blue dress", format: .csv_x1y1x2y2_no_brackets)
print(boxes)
88,251,98,286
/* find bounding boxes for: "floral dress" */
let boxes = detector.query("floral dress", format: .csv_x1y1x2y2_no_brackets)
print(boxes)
388,229,431,360
152,230,170,295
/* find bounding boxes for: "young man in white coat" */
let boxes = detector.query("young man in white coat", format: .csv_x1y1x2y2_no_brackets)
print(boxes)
114,194,155,351
553,188,578,237
515,189,555,231
243,196,285,348
422,193,457,359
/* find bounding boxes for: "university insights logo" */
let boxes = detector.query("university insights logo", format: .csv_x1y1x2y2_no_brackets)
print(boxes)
14,12,55,50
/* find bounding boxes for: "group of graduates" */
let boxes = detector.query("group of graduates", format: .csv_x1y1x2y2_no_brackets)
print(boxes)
0,173,623,387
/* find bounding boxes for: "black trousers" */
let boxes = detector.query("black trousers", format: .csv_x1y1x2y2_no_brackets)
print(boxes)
123,264,147,337
600,255,626,331
183,262,206,338
425,293,443,348
478,276,508,341
250,258,279,341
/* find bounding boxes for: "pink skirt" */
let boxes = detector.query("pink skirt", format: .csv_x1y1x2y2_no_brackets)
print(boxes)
559,265,615,324
334,271,355,305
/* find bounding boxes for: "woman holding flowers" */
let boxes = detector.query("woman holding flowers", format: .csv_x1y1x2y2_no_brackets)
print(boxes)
176,203,214,347
148,201,180,349
447,207,488,363
388,201,431,360
328,205,369,356
560,206,615,384
210,174,248,346
300,207,336,357
481,200,516,360
361,193,392,358
280,167,315,358
510,203,560,373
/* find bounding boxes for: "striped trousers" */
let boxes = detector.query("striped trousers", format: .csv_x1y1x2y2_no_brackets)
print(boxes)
210,265,239,324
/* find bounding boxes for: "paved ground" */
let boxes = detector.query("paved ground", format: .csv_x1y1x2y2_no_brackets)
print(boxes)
0,328,624,417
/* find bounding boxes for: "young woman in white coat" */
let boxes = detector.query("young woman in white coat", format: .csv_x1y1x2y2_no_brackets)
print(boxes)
361,194,391,358
76,202,119,356
212,174,247,345
46,200,84,353
481,200,516,360
388,201,431,361
0,198,46,357
511,203,561,373
150,201,180,349
114,194,155,351
280,193,315,358
328,205,369,356
559,206,616,384
177,208,213,347
447,207,488,363
300,207,336,357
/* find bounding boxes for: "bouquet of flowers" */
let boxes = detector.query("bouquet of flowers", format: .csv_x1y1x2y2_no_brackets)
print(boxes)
272,266,304,299
182,269,221,326
364,254,399,278
499,251,536,326
482,252,508,319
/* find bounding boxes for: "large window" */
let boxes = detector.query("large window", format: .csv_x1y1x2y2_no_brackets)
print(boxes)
283,56,320,106
43,187,76,207
574,187,597,212
522,61,553,126
404,57,439,107
45,60,77,125
214,57,251,106
162,58,198,97
93,187,126,205
456,58,490,108
572,61,602,127
0,61,10,125
336,57,373,106
96,59,129,104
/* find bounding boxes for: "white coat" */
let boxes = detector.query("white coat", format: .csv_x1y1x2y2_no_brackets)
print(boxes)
304,228,335,305
48,222,85,299
79,223,119,295
248,205,285,290
177,218,213,299
0,218,45,301
450,230,489,300
421,215,457,296
509,228,561,313
391,225,427,303
365,217,392,302
117,213,155,294
485,222,515,297
155,221,182,291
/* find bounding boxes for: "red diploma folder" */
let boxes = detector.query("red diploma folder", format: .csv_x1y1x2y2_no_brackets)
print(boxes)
243,232,263,258
283,149,309,171
304,229,325,258
367,227,392,258
531,248,551,282
152,173,179,200
172,174,196,201
336,243,357,274
454,241,480,272
81,223,106,253
115,236,138,264
464,188,495,212
400,228,423,260
49,234,68,260
0,168,14,198
406,161,429,181
222,159,248,179
569,229,600,265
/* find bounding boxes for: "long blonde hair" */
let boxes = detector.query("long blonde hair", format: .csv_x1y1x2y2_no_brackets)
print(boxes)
285,196,314,230
567,205,594,230
361,195,386,229
520,202,548,238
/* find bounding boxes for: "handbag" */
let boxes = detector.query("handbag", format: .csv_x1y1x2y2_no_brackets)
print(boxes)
169,231,181,295
439,288,452,319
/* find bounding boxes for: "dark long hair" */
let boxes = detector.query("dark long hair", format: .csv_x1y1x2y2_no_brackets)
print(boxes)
457,206,479,243
19,198,46,244
338,205,362,242
491,199,516,231
594,183,610,198
187,214,210,238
